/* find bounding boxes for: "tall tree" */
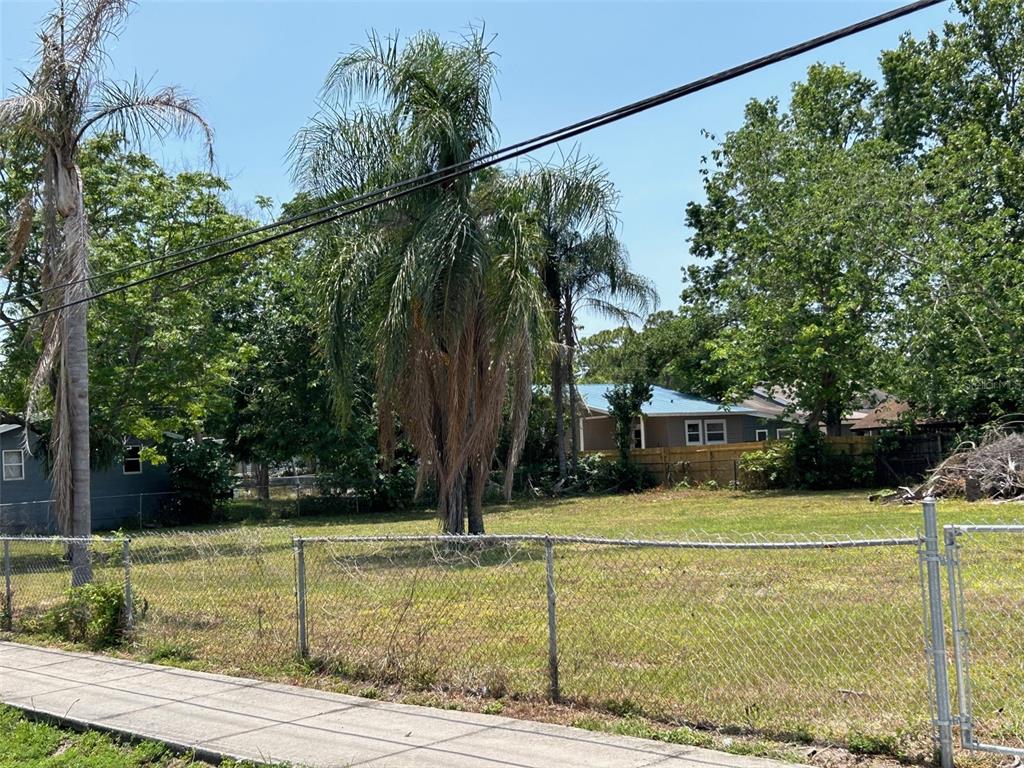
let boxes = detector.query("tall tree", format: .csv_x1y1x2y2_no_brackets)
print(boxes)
293,30,548,533
522,156,656,478
685,65,918,434
879,0,1024,421
0,0,211,582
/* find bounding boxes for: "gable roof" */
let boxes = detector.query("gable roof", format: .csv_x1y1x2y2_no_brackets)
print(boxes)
577,384,763,418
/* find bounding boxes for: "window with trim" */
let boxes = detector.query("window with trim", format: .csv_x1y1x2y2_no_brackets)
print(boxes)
632,419,643,449
2,449,24,481
755,429,768,442
704,419,727,445
123,445,142,474
776,428,794,440
685,420,702,446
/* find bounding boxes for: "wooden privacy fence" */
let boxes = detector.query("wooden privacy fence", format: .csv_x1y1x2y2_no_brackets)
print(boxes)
584,437,875,486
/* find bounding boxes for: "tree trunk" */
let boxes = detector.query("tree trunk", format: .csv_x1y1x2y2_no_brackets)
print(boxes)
563,291,579,474
467,460,486,534
61,161,92,587
66,298,92,586
255,462,270,501
440,477,466,534
551,355,566,480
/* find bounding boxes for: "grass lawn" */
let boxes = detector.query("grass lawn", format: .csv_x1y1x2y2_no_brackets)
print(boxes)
3,489,1021,761
0,705,267,767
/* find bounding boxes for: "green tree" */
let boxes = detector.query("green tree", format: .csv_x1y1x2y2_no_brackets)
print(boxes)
578,310,731,401
685,65,919,434
1,136,259,460
605,375,652,464
292,30,548,534
879,0,1024,421
520,156,656,479
0,0,211,581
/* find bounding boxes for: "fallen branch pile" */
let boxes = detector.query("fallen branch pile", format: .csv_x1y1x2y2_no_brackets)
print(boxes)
918,429,1024,501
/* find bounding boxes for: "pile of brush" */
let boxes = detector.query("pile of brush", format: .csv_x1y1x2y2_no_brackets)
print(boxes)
915,428,1024,501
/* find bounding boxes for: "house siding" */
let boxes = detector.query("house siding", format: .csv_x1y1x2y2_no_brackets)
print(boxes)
0,429,174,534
582,413,794,450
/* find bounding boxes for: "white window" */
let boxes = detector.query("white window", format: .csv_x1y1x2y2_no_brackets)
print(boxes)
704,419,727,445
755,429,768,442
685,420,702,446
2,449,24,481
123,445,142,475
776,428,794,440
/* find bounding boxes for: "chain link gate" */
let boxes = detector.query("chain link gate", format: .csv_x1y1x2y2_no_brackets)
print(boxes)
943,523,1024,757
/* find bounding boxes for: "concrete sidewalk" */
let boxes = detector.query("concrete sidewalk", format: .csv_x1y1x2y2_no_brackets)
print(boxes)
1,641,804,768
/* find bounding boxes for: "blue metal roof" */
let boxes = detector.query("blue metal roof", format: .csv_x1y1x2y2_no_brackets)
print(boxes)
576,384,757,416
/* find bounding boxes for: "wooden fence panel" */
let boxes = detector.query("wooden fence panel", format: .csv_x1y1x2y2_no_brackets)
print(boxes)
584,437,875,487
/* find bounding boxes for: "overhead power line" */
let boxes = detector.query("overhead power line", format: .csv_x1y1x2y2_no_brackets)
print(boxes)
6,0,943,326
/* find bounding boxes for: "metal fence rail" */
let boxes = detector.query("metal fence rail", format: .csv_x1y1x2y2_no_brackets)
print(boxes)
296,530,929,746
944,523,1024,757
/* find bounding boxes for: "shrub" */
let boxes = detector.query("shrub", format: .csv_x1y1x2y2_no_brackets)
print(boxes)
740,431,877,490
315,443,418,512
738,442,793,490
571,453,655,493
165,438,235,524
30,581,137,650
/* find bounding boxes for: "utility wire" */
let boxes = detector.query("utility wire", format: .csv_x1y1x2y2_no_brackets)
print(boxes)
6,0,943,325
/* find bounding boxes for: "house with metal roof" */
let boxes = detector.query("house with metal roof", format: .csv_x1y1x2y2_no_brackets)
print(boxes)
577,384,797,451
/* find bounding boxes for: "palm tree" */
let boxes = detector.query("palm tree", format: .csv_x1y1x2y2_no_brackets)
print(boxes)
293,30,548,534
524,156,657,478
0,0,212,583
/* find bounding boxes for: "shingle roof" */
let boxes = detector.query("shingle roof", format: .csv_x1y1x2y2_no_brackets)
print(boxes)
577,384,759,417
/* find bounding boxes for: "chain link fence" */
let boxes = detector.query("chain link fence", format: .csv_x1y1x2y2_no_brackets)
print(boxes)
7,515,1024,762
0,536,124,632
297,531,930,746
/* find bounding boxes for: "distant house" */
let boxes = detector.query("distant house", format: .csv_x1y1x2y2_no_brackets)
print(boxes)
0,423,175,535
578,384,796,450
739,386,874,438
849,400,961,436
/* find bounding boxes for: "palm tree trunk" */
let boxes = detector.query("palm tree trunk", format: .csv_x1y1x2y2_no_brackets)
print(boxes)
551,355,566,480
467,460,486,534
563,290,579,474
67,298,92,586
61,165,92,586
440,478,466,534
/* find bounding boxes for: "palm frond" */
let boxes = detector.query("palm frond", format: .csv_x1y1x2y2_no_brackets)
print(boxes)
80,76,214,163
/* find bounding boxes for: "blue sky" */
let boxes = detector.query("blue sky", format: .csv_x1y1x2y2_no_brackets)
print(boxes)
1,1,955,334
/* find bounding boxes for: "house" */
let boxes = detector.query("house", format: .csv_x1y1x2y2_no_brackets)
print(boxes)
849,400,961,436
740,386,874,437
0,423,175,535
577,384,796,450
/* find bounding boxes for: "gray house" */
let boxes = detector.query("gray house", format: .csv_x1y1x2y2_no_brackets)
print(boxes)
578,384,796,451
0,423,175,534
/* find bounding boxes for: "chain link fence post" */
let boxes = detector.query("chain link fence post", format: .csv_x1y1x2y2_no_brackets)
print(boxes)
944,525,973,748
922,497,954,768
545,536,560,701
294,538,308,658
2,540,11,632
122,537,134,633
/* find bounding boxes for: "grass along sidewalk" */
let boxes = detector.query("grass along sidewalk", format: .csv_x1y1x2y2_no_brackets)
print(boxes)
0,705,271,767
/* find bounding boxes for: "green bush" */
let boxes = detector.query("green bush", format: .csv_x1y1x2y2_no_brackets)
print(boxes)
738,442,793,489
571,453,656,493
165,438,235,524
30,581,137,650
740,431,877,490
